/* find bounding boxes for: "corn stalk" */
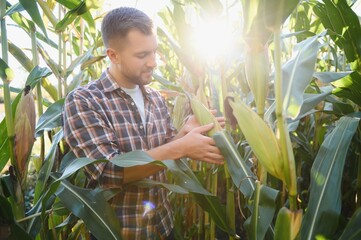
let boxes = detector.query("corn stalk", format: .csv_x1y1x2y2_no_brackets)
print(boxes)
357,125,361,209
0,0,24,220
1,0,14,163
273,27,297,210
30,25,45,165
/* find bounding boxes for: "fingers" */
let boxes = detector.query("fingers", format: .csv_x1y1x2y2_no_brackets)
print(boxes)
215,117,226,128
199,152,224,165
193,123,214,133
209,110,226,128
196,141,224,164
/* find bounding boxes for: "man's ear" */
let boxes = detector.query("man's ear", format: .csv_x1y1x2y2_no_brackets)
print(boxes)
106,48,119,64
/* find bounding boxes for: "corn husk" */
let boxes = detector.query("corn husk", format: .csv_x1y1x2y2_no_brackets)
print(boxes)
190,96,222,137
228,97,285,182
274,207,303,240
172,95,190,131
244,47,269,116
14,86,36,183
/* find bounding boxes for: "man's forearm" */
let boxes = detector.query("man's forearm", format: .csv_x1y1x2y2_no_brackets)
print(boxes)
123,138,185,183
123,164,165,184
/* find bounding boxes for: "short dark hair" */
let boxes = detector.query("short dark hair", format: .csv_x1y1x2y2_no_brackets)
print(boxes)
101,7,153,48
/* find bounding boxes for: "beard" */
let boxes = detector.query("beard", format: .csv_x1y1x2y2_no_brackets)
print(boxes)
124,68,153,86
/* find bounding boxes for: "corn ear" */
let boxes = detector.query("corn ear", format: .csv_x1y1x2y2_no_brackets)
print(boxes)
274,207,303,240
172,94,190,131
14,86,36,184
196,87,209,107
244,47,269,116
190,96,222,137
228,97,285,182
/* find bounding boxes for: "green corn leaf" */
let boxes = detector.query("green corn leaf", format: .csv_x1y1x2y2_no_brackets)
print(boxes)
263,0,300,30
35,98,65,137
8,41,33,73
163,159,212,195
18,0,48,39
81,55,107,71
245,181,261,240
0,196,32,240
338,208,361,240
4,3,24,17
192,192,233,235
296,91,332,120
111,150,158,168
56,0,80,8
229,98,284,181
244,183,279,240
56,0,95,34
314,71,352,83
37,44,62,81
153,73,185,93
32,151,153,237
0,58,14,82
55,179,122,240
65,48,94,78
132,179,189,194
332,71,361,107
242,0,300,46
33,130,64,203
55,1,88,32
26,192,57,237
213,130,256,199
314,0,361,70
300,116,360,240
164,159,233,235
282,32,323,119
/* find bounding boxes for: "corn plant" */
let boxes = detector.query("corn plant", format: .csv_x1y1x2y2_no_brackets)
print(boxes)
1,0,361,239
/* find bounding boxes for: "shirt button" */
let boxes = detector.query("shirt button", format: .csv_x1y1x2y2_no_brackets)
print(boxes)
140,125,143,129
131,102,135,106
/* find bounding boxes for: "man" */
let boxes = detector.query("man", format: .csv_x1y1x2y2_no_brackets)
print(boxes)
63,7,224,239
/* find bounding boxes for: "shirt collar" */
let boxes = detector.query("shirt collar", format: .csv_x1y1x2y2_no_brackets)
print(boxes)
100,69,151,101
99,69,120,93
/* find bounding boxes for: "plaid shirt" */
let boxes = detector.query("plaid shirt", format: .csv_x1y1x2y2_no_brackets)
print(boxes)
63,70,176,239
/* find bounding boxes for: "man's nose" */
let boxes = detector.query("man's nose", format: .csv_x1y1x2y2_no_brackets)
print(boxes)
147,53,157,68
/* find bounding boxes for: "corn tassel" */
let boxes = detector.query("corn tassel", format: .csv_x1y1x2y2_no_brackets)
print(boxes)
14,85,36,188
190,96,222,137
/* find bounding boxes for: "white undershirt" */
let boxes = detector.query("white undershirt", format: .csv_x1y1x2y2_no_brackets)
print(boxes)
122,85,146,129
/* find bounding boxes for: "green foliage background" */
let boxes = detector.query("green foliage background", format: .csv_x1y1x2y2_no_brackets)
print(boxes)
1,0,361,239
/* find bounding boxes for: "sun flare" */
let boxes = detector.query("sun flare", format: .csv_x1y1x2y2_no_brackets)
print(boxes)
190,19,234,60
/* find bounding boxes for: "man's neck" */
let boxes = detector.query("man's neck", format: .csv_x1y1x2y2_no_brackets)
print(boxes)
107,67,136,89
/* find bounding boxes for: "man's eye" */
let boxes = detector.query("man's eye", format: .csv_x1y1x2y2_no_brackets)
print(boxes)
137,53,147,58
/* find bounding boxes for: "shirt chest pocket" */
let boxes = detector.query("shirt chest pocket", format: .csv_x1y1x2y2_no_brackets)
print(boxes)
146,116,169,147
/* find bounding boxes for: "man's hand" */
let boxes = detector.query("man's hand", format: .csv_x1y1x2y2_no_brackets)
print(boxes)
179,123,224,164
179,110,226,137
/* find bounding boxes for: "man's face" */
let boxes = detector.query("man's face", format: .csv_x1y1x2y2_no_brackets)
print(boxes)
109,29,157,88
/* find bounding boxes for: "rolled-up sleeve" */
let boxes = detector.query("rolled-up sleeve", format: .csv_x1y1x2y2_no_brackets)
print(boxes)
63,89,124,188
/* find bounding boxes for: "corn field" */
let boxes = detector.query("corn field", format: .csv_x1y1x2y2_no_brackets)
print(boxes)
1,0,361,239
